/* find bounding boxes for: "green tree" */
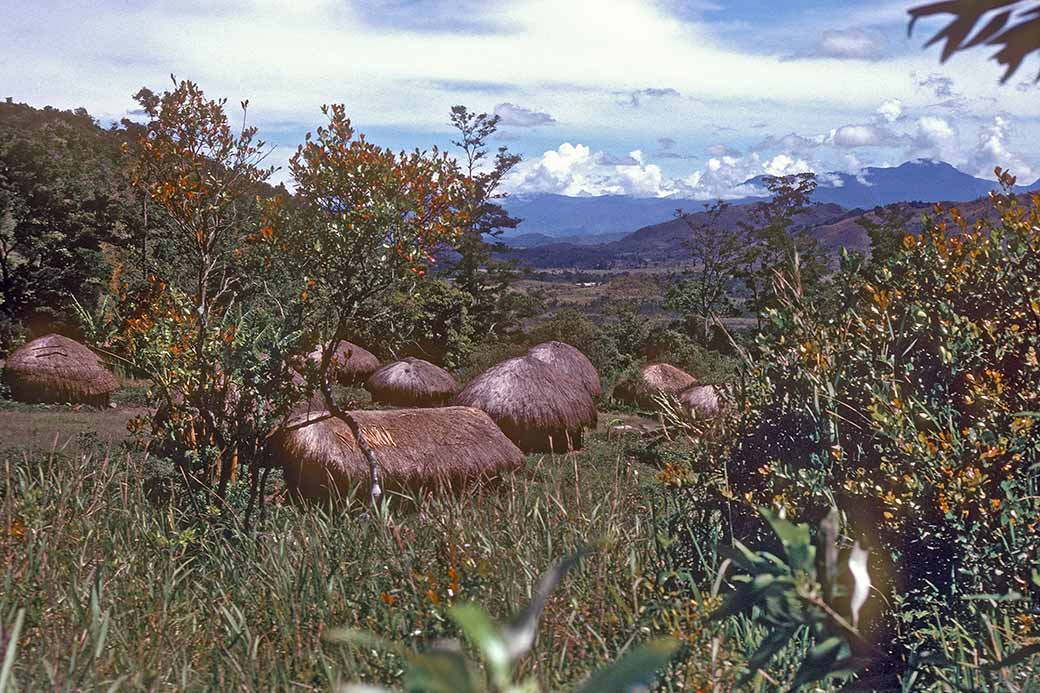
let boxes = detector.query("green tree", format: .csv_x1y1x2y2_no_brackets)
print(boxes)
666,200,742,341
0,101,144,347
738,172,825,325
856,203,915,269
112,77,292,502
447,105,526,336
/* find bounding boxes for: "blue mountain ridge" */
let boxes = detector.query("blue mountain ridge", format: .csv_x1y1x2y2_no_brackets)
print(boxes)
501,160,1040,243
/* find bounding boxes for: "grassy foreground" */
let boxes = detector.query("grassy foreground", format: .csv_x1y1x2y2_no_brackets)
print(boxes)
0,410,781,691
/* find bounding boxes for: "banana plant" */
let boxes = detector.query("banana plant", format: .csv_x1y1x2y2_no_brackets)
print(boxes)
328,549,678,693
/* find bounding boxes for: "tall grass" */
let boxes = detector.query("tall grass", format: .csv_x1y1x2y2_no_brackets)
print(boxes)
0,435,732,691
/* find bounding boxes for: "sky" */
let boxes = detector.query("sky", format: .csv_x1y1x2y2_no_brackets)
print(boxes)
3,0,1039,199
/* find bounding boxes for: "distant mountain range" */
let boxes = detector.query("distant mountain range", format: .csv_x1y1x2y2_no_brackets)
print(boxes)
502,189,1001,270
502,160,1039,246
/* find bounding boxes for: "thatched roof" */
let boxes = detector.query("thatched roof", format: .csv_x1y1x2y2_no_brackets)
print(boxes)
613,362,697,409
2,334,118,406
271,406,524,502
678,384,721,419
527,341,602,399
307,340,380,385
454,355,597,452
365,357,459,407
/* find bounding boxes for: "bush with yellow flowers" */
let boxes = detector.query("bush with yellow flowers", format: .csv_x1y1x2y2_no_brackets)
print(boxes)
718,171,1040,672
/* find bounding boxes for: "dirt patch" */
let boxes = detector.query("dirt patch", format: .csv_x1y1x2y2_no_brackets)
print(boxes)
0,406,149,454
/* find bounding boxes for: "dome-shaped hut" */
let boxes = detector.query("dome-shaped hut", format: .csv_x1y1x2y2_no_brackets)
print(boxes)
678,384,721,419
454,355,597,452
365,357,459,407
271,406,524,503
613,363,696,409
3,334,118,407
307,340,380,386
527,341,602,399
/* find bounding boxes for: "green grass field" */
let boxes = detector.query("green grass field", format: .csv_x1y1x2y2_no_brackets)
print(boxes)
1,397,762,691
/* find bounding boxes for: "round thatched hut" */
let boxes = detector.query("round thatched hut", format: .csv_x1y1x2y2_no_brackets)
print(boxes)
678,384,721,419
527,341,602,399
613,363,697,409
270,406,524,503
307,341,380,386
454,355,598,452
365,357,459,407
2,334,118,406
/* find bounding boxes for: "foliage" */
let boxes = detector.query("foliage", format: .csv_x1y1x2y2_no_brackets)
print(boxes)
737,173,827,325
909,0,1040,82
667,201,742,341
103,77,295,504
709,172,1040,684
373,279,479,370
856,203,917,270
0,100,144,345
0,431,729,691
445,106,526,340
712,507,872,690
331,550,679,693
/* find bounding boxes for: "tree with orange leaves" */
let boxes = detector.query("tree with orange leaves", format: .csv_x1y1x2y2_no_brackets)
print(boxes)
260,103,471,502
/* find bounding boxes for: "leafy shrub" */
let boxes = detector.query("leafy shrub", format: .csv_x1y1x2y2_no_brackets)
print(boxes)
704,178,1040,683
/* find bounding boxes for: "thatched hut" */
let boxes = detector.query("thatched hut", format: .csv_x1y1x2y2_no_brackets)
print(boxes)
365,357,459,407
2,334,118,406
307,340,380,385
454,355,597,452
270,406,524,502
678,384,721,419
613,363,697,409
527,341,602,399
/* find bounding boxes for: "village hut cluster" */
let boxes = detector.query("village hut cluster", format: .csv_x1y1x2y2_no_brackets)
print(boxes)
274,339,603,501
3,332,717,504
613,362,720,419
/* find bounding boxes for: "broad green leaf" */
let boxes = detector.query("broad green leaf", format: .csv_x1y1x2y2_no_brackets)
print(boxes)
572,638,680,693
760,507,815,573
0,608,25,693
324,628,409,658
740,626,797,685
449,603,511,687
790,636,847,690
404,650,481,693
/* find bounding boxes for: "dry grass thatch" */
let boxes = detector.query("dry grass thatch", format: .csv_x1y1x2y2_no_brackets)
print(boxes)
2,334,118,406
365,357,459,407
307,340,380,385
527,341,602,399
678,384,721,419
613,362,697,409
270,406,524,502
454,355,598,452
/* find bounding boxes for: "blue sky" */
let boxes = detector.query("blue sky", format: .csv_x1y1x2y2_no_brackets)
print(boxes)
3,0,1039,198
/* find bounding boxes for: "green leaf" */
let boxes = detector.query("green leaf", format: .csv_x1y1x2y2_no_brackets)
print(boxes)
790,636,847,690
404,650,481,693
760,507,815,573
740,627,797,685
0,608,25,693
572,638,680,693
449,603,511,687
324,628,409,658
